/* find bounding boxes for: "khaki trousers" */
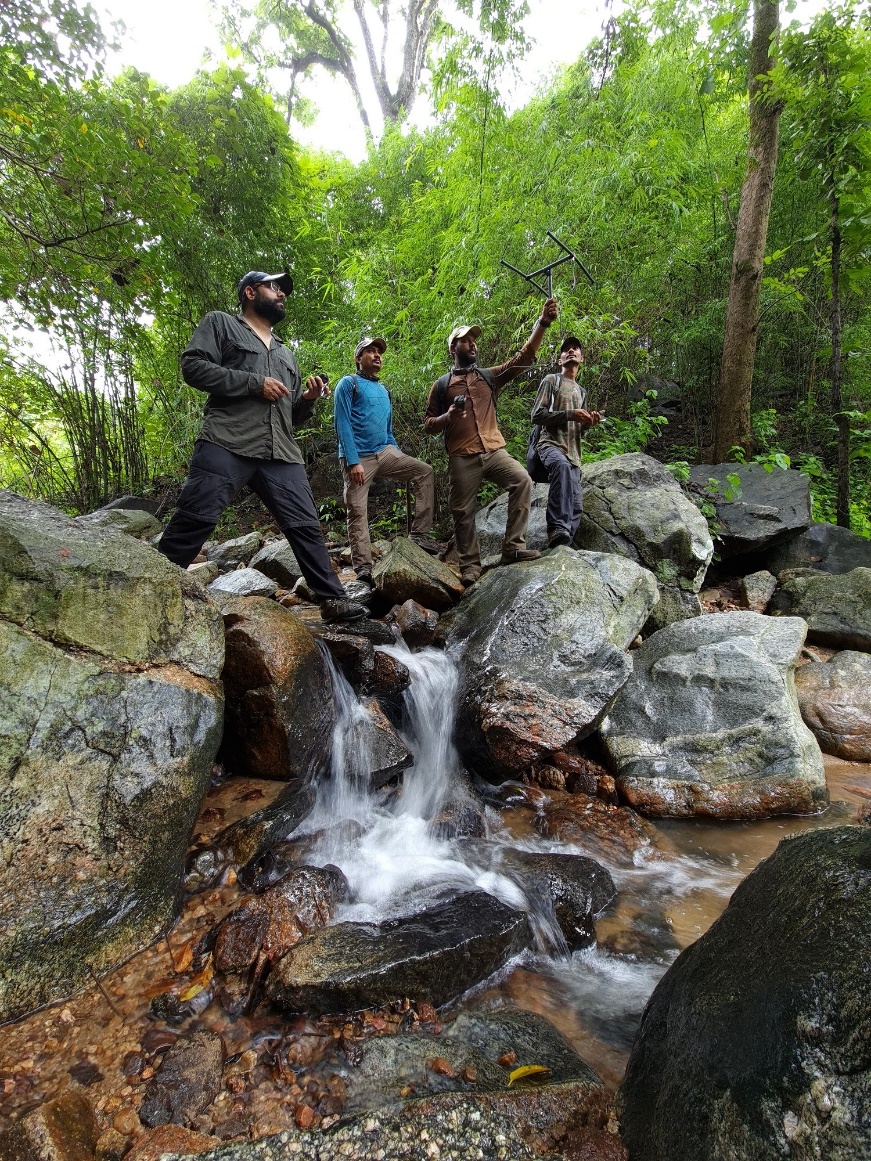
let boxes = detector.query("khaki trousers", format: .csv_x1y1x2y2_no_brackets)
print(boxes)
343,444,434,571
449,448,531,571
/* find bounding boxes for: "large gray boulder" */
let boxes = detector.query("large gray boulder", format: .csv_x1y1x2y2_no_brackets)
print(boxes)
795,651,871,761
249,538,304,588
689,462,812,557
578,453,714,593
372,537,464,610
0,492,224,1021
266,891,531,1013
75,504,162,539
439,547,659,779
601,612,827,819
769,567,871,651
475,482,550,556
620,826,871,1161
765,521,871,575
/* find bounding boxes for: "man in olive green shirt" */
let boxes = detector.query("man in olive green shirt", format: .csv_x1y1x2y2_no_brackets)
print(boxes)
158,271,364,622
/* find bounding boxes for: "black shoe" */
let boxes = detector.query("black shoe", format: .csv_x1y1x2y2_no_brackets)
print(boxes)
320,598,367,623
548,531,572,547
500,548,541,564
355,570,373,585
410,534,442,556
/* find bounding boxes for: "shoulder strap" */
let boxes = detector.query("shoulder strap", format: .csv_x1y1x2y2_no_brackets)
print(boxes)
436,372,451,415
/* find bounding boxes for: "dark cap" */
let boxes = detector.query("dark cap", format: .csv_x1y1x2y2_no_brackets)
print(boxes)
559,335,582,353
237,271,293,302
354,336,387,360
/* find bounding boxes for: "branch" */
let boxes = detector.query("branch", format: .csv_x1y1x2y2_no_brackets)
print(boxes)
0,205,136,252
352,0,394,119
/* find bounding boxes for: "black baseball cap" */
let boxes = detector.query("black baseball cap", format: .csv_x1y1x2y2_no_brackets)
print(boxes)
559,335,582,353
237,271,293,302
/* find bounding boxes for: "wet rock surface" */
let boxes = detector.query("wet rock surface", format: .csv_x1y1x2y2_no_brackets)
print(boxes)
0,493,224,1022
795,651,871,761
266,892,532,1014
213,783,317,871
0,1090,97,1160
219,597,334,780
371,538,464,611
764,520,871,575
579,454,713,591
440,547,658,779
392,599,439,649
769,566,871,651
495,849,617,949
620,826,871,1161
139,1031,224,1129
208,570,278,600
601,612,828,819
352,699,413,788
535,791,658,868
688,462,812,557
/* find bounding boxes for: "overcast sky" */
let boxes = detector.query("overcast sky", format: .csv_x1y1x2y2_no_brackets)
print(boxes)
96,0,610,160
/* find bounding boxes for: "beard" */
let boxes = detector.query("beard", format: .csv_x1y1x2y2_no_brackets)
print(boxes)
251,294,286,325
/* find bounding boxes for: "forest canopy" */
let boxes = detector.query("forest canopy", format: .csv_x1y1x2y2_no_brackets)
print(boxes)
1,0,869,533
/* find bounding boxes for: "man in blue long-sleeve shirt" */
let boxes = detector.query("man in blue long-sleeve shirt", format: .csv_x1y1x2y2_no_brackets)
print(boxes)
335,337,439,582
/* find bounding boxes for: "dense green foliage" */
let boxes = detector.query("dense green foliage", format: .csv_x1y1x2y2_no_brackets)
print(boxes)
1,0,869,537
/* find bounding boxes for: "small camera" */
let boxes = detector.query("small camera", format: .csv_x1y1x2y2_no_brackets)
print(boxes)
454,394,466,410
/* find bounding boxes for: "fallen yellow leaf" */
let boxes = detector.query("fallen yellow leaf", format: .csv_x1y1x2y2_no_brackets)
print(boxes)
508,1064,552,1086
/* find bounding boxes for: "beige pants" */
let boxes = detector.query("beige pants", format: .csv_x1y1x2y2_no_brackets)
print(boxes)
342,444,434,571
448,448,531,571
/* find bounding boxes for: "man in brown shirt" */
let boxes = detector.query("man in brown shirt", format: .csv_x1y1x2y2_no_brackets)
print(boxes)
424,298,558,585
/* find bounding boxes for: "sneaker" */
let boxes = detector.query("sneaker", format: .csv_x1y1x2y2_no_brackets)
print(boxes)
460,567,481,588
410,534,442,556
500,548,541,565
548,531,572,547
320,598,367,623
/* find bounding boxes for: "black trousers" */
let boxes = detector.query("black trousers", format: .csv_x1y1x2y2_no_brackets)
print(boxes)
537,443,583,540
158,440,344,600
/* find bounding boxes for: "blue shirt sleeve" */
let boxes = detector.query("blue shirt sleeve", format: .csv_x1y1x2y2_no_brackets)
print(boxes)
334,376,359,465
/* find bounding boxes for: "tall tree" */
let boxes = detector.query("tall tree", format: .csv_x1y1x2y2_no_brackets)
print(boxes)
712,0,781,461
773,6,871,526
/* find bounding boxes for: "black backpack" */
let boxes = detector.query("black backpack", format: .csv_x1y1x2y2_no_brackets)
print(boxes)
526,374,560,483
433,365,496,417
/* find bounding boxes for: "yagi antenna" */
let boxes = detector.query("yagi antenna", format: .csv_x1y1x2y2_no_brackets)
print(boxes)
500,230,596,298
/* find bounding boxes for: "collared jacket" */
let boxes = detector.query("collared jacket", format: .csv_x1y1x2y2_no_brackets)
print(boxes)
423,330,545,457
181,311,315,464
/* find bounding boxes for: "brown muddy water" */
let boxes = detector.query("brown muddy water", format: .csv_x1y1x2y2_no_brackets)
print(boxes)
0,757,867,1142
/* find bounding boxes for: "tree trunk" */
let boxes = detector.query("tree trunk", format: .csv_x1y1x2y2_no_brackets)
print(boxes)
712,0,781,462
828,180,850,526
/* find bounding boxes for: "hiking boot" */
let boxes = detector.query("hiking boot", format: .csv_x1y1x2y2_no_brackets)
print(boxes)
410,534,442,556
500,548,541,565
460,566,481,588
548,531,572,547
320,598,367,624
355,569,373,585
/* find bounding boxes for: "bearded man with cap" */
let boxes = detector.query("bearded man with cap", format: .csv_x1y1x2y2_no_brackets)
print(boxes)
335,336,439,584
528,335,603,548
423,298,558,586
158,270,365,623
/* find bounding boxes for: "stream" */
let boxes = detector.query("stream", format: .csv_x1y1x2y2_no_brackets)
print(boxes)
0,643,868,1139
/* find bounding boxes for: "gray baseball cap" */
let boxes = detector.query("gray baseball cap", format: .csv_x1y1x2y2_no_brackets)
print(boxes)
354,336,387,360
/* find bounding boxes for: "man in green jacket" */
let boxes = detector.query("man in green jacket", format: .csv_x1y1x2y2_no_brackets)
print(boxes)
158,271,365,623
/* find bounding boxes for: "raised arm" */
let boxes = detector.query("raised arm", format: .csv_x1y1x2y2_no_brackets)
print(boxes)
489,298,559,391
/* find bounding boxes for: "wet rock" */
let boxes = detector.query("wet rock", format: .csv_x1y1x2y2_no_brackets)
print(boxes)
431,796,487,839
579,454,713,591
214,865,349,973
496,849,616,949
601,612,828,819
0,494,224,1022
548,748,618,802
160,1082,621,1161
349,698,414,789
215,782,316,868
139,1030,224,1129
0,1091,97,1161
688,461,812,557
75,504,162,539
237,820,363,893
769,567,871,651
738,569,777,612
535,791,658,868
94,1127,129,1161
620,826,871,1161
219,597,334,780
266,891,532,1013
371,648,412,700
207,568,278,600
393,599,439,649
249,539,304,588
372,537,464,611
440,547,658,779
764,520,871,575
125,1125,222,1161
795,651,871,761
205,532,262,571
